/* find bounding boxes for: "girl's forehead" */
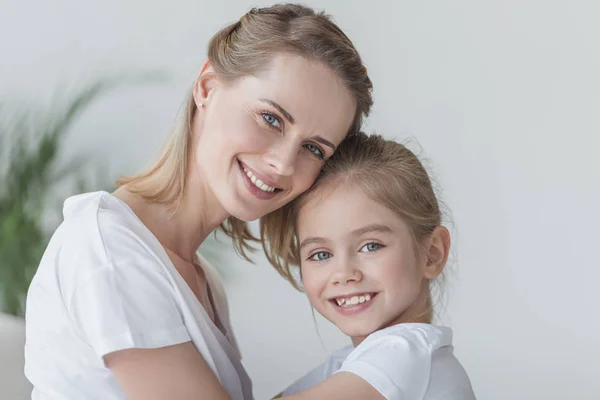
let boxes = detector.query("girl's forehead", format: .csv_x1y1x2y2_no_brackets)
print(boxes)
297,185,392,229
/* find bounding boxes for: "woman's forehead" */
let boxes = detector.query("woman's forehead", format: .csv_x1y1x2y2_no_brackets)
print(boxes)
236,54,356,137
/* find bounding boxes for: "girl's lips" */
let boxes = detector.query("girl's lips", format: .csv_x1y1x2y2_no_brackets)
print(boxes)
329,293,379,316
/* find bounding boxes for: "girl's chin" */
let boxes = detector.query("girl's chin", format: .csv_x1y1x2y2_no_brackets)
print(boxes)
338,323,379,341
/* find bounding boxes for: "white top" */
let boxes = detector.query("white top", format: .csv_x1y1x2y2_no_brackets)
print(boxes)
283,323,476,400
25,191,253,400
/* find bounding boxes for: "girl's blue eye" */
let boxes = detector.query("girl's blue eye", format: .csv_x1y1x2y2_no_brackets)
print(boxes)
262,113,281,129
304,143,324,159
360,243,381,253
309,251,332,261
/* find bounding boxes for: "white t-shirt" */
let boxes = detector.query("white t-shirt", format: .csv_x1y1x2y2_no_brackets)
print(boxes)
25,191,253,400
283,323,476,400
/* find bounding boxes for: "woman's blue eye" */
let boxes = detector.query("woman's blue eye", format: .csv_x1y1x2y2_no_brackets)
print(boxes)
304,143,324,159
262,113,281,129
309,251,332,261
360,243,381,253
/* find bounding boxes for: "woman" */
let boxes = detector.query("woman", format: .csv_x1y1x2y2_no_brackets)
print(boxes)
25,4,373,399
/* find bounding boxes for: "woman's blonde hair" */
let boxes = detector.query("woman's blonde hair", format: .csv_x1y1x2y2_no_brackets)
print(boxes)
260,132,446,322
117,4,373,259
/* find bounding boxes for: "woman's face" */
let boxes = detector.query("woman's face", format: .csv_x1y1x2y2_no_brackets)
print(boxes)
192,54,356,221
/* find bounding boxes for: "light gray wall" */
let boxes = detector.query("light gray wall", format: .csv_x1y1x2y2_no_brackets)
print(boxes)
1,1,598,399
0,314,30,398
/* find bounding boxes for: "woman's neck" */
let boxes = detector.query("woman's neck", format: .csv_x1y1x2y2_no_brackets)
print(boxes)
114,175,229,263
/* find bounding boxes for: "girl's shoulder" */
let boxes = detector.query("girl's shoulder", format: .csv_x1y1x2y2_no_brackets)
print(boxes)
361,323,453,351
337,324,456,400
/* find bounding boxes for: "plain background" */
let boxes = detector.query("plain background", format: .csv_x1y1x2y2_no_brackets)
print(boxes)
1,1,598,399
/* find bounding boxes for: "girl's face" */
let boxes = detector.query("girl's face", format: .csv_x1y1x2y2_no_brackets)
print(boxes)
297,184,438,345
192,54,356,222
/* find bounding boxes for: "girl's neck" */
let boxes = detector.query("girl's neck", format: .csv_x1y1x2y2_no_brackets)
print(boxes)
350,288,432,347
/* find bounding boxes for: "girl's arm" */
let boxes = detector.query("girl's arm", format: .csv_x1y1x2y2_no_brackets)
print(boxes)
105,342,232,400
107,342,383,400
279,326,453,400
272,346,385,400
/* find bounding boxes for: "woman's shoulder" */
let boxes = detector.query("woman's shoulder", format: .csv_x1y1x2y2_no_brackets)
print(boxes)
41,191,165,286
57,191,157,257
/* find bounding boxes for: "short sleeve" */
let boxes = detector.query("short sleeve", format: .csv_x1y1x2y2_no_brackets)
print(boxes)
66,261,191,364
283,346,353,396
336,330,434,400
282,362,328,396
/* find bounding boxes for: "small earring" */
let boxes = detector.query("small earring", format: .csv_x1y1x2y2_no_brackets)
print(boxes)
199,102,204,108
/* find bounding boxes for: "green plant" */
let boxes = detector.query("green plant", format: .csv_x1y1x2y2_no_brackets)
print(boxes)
0,75,165,317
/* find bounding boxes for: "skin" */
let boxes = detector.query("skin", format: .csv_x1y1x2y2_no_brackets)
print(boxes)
105,53,357,399
297,184,450,347
272,184,450,398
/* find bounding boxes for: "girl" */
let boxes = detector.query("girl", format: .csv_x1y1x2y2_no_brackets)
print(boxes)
24,4,373,399
262,132,477,399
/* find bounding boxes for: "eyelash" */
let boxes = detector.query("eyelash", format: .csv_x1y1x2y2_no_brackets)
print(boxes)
308,251,332,262
260,112,326,160
261,112,282,130
359,242,384,253
304,143,325,159
306,242,384,262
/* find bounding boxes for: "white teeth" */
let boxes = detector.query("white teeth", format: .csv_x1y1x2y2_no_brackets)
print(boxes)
334,293,374,308
243,167,276,192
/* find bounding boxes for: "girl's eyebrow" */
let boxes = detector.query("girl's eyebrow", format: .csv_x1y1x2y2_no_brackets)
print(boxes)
350,224,393,236
299,224,392,251
299,237,326,251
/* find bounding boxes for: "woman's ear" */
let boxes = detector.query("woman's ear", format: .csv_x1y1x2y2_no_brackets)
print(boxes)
422,226,451,280
193,60,219,109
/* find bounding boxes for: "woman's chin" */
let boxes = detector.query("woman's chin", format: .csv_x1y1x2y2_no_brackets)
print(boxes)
224,203,268,223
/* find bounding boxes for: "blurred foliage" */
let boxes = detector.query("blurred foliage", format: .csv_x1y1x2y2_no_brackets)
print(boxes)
0,74,166,317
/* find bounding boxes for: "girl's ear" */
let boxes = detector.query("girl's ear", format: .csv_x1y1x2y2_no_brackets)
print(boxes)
423,226,451,280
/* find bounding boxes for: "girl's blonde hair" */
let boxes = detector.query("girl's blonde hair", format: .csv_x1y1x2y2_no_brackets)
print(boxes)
117,4,373,259
261,132,446,322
